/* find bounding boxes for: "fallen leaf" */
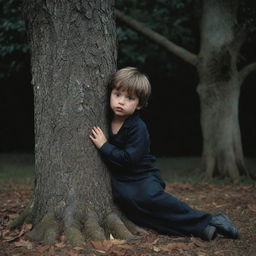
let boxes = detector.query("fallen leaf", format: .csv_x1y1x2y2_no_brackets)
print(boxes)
67,251,82,256
36,245,49,253
55,242,66,248
196,252,207,256
159,242,194,252
16,223,33,238
153,246,161,252
190,237,208,248
152,238,160,245
95,250,106,254
91,241,105,250
8,213,19,219
248,204,256,212
14,239,33,250
73,246,84,251
116,244,133,250
109,239,126,245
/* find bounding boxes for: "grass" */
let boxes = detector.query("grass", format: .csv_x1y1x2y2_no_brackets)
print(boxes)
0,153,34,184
0,153,255,185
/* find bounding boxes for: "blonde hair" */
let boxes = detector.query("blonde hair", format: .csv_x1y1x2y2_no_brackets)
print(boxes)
110,67,151,108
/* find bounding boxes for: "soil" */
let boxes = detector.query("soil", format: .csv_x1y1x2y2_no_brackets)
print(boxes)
1,181,255,256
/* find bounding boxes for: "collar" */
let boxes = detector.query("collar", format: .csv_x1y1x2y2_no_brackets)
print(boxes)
122,110,140,129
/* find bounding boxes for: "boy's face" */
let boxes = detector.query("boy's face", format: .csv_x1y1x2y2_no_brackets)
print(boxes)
110,88,140,119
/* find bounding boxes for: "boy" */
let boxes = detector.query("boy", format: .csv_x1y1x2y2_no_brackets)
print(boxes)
89,67,239,241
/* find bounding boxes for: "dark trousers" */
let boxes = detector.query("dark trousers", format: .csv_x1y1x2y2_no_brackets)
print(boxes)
111,172,212,238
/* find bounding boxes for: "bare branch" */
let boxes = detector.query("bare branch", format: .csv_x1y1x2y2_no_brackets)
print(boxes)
239,62,256,85
115,9,198,66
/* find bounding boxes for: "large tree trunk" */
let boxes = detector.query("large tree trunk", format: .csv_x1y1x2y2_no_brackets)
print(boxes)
197,0,248,181
11,0,144,245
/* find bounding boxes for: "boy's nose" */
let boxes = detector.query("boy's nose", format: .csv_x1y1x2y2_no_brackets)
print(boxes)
118,97,125,105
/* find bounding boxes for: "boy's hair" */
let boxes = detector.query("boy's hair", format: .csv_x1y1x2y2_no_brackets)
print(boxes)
110,67,151,108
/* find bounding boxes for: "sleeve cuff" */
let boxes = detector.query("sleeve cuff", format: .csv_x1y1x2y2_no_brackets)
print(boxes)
99,142,116,156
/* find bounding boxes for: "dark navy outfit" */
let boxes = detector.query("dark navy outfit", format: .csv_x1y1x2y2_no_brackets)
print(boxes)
100,111,212,239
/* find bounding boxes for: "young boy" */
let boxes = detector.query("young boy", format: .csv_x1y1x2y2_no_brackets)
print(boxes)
89,67,239,241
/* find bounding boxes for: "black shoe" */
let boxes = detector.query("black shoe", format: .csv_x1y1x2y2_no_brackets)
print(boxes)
201,225,217,241
210,214,239,239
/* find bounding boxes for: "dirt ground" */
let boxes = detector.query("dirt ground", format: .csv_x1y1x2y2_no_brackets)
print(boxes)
1,181,256,256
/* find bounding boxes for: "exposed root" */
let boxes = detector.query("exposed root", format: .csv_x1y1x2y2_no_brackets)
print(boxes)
105,213,134,240
84,211,106,241
11,202,144,244
9,202,33,229
120,215,148,236
64,220,84,246
27,213,59,244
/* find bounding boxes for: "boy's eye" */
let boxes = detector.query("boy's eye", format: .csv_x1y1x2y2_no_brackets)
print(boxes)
115,93,120,97
127,96,134,100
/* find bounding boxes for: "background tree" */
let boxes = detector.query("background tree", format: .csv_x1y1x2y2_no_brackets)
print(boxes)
115,0,256,181
10,0,145,245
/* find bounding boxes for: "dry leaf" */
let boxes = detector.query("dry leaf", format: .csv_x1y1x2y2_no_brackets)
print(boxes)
91,241,105,250
196,252,207,256
109,239,126,245
14,239,33,250
55,242,66,248
95,250,106,254
160,242,194,252
67,251,82,256
36,245,49,253
73,246,84,251
248,204,256,212
152,238,160,245
153,246,161,252
116,244,133,250
190,237,208,248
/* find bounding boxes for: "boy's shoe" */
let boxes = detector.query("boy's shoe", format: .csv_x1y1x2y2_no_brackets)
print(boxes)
209,214,239,239
201,225,217,241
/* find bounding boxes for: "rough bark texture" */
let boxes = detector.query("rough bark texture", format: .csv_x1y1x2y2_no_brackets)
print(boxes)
197,0,248,180
12,0,145,245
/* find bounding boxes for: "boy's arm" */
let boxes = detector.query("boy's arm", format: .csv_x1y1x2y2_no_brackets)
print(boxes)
99,123,150,167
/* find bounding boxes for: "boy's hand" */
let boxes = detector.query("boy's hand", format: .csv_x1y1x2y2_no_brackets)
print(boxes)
89,126,107,149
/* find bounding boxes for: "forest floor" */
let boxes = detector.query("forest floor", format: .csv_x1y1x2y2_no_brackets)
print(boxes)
0,154,256,256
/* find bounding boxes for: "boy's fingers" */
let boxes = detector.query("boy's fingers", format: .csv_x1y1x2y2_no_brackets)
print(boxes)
91,129,98,136
96,126,102,133
89,135,95,141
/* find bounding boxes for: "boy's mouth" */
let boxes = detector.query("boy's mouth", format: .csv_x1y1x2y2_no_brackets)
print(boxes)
115,107,124,112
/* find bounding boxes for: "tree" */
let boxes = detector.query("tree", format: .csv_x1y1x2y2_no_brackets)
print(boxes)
116,0,256,181
11,0,144,245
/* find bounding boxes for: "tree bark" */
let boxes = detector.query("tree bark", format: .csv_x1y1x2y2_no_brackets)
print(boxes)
197,0,249,180
12,0,145,245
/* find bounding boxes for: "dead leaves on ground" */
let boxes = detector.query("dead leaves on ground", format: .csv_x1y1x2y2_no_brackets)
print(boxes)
90,235,208,255
1,181,256,256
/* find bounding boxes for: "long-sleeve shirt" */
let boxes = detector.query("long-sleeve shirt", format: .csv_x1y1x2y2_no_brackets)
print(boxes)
99,111,159,179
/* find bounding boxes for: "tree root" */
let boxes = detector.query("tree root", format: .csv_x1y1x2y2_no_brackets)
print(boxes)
104,213,134,240
27,213,59,244
9,201,34,229
120,215,148,236
10,204,145,244
84,211,106,241
64,221,84,246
